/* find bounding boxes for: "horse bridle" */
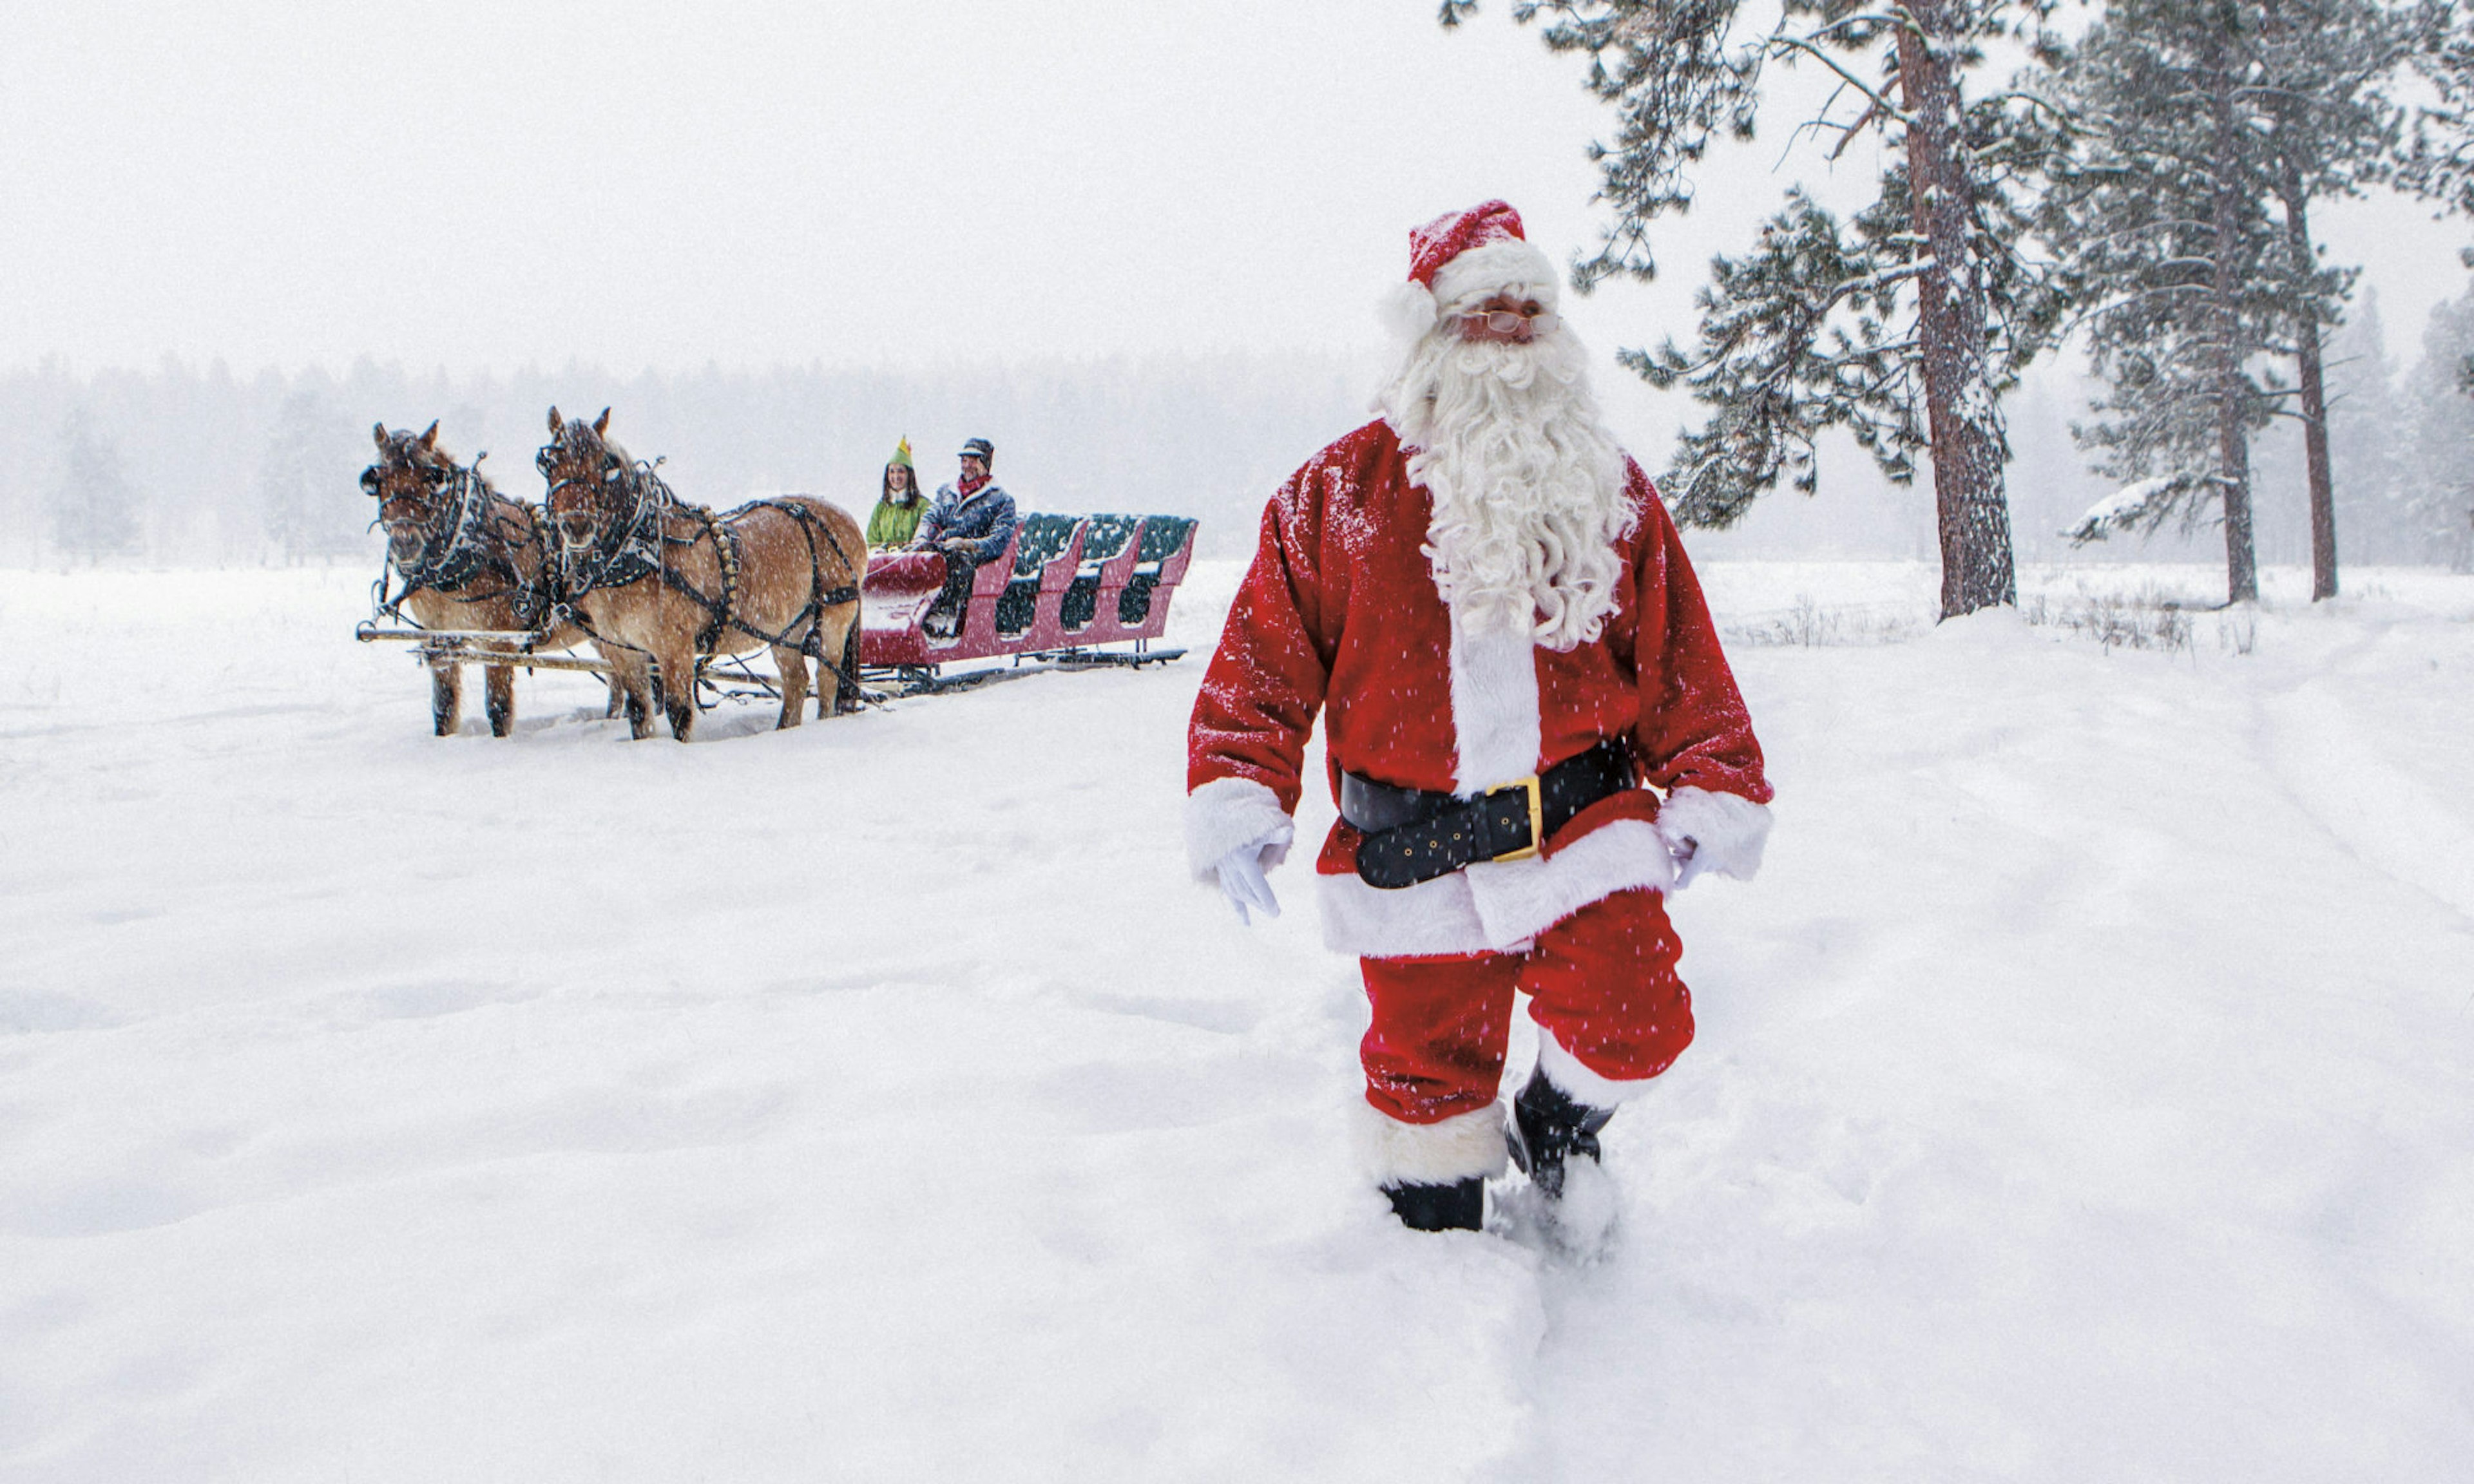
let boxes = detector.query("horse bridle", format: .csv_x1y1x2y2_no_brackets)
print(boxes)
538,434,671,600
365,442,534,622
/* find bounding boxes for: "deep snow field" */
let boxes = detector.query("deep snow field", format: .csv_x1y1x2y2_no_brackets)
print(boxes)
3,555,2469,1481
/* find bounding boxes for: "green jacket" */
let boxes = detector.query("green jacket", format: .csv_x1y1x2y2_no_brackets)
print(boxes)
867,495,927,549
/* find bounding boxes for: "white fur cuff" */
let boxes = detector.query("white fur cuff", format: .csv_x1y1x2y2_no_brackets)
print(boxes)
1185,775,1294,881
1654,786,1772,882
1353,1100,1509,1186
1536,1029,1662,1107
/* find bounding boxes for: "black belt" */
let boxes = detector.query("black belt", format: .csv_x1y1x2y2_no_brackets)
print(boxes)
1343,739,1635,890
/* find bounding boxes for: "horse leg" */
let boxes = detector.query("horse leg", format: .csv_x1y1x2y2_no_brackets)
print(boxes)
430,661,463,736
657,645,696,741
821,610,860,718
603,673,624,719
772,645,809,729
484,663,515,738
609,650,655,740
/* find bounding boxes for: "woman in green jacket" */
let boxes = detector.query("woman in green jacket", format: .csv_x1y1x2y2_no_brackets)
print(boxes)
866,437,928,549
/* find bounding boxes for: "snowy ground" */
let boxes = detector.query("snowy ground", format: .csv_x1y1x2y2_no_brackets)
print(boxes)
3,556,2469,1481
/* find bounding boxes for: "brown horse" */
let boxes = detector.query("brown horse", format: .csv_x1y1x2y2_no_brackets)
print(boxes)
535,407,866,741
365,421,597,736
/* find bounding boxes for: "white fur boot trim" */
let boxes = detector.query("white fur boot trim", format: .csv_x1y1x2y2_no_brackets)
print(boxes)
1535,1028,1662,1108
1654,786,1772,882
1185,775,1294,880
1353,1100,1509,1186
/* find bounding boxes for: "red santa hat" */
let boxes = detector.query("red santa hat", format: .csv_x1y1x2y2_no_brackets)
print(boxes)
1381,200,1562,341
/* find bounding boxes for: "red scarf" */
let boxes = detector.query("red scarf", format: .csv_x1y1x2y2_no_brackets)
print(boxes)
955,473,990,499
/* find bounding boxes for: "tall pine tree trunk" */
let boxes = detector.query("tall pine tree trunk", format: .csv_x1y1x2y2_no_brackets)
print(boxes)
2207,26,2260,604
2279,164,2339,600
1896,0,2018,620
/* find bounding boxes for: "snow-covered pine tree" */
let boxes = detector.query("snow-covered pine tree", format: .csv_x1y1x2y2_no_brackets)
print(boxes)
1441,0,2069,619
258,389,365,564
2039,0,2294,604
2398,286,2474,566
49,408,142,564
2402,1,2474,222
2321,289,2412,560
2254,0,2431,599
2051,0,2428,602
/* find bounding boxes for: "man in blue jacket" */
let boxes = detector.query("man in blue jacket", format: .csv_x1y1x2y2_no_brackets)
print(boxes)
912,436,1019,638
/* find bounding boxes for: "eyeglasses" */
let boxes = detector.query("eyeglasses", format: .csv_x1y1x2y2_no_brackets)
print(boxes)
1462,307,1558,336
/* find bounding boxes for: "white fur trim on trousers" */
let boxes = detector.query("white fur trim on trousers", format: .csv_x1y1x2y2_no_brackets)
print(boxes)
1318,819,1675,956
1353,1099,1508,1186
1185,776,1294,880
1654,786,1772,882
1536,1028,1661,1108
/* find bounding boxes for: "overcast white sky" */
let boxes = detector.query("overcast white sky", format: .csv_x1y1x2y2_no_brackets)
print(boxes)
4,1,2468,379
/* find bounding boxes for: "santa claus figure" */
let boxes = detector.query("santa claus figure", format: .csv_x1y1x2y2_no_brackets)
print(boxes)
1185,201,1773,1237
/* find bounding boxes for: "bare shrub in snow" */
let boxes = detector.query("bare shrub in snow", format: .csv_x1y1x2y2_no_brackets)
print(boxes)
2025,582,2198,654
1725,593,1921,647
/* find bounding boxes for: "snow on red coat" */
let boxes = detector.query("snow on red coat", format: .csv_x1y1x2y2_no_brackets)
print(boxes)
1185,417,1773,957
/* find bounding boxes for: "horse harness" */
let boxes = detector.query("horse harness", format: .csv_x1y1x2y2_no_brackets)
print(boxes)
548,455,863,685
370,459,556,631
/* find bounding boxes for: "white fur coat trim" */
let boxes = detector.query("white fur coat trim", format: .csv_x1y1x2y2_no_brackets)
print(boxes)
1318,868,1493,956
1536,1029,1662,1108
1654,786,1772,882
1465,819,1675,947
1354,1099,1508,1185
1449,614,1543,794
1318,818,1674,957
1185,775,1294,881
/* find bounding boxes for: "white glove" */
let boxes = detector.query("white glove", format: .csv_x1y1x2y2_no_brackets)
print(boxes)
1214,841,1283,925
1661,830,1709,892
1654,786,1771,893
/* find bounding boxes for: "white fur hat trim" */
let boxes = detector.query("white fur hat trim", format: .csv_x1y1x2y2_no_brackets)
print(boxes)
1428,238,1560,316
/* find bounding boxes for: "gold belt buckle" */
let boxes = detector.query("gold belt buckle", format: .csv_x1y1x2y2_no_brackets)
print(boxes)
1486,774,1544,862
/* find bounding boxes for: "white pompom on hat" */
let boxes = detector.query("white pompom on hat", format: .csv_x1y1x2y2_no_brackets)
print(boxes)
1379,200,1561,342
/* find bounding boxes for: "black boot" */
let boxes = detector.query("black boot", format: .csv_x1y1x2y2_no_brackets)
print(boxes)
1383,1177,1485,1232
1509,1066,1614,1199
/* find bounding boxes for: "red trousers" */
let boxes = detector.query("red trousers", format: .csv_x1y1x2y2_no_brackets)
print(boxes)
1358,888,1693,1124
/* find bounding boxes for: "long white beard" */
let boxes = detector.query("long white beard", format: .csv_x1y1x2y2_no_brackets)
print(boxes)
1376,323,1635,652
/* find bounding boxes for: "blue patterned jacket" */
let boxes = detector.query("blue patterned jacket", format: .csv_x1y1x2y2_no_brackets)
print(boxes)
918,481,1019,565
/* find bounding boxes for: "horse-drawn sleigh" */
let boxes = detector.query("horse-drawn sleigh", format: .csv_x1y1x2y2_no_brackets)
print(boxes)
356,412,1196,737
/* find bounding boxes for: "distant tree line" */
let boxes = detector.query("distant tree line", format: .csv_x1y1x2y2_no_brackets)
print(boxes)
0,354,1363,569
1450,0,2474,606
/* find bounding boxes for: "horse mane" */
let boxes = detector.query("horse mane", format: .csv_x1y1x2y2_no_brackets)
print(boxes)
378,426,500,498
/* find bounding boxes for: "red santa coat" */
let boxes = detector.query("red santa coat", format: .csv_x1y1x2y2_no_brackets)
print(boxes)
1186,418,1773,958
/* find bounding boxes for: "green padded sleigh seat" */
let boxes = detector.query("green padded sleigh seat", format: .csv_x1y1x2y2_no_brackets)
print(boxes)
993,513,1086,635
1060,513,1140,631
1117,516,1198,626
